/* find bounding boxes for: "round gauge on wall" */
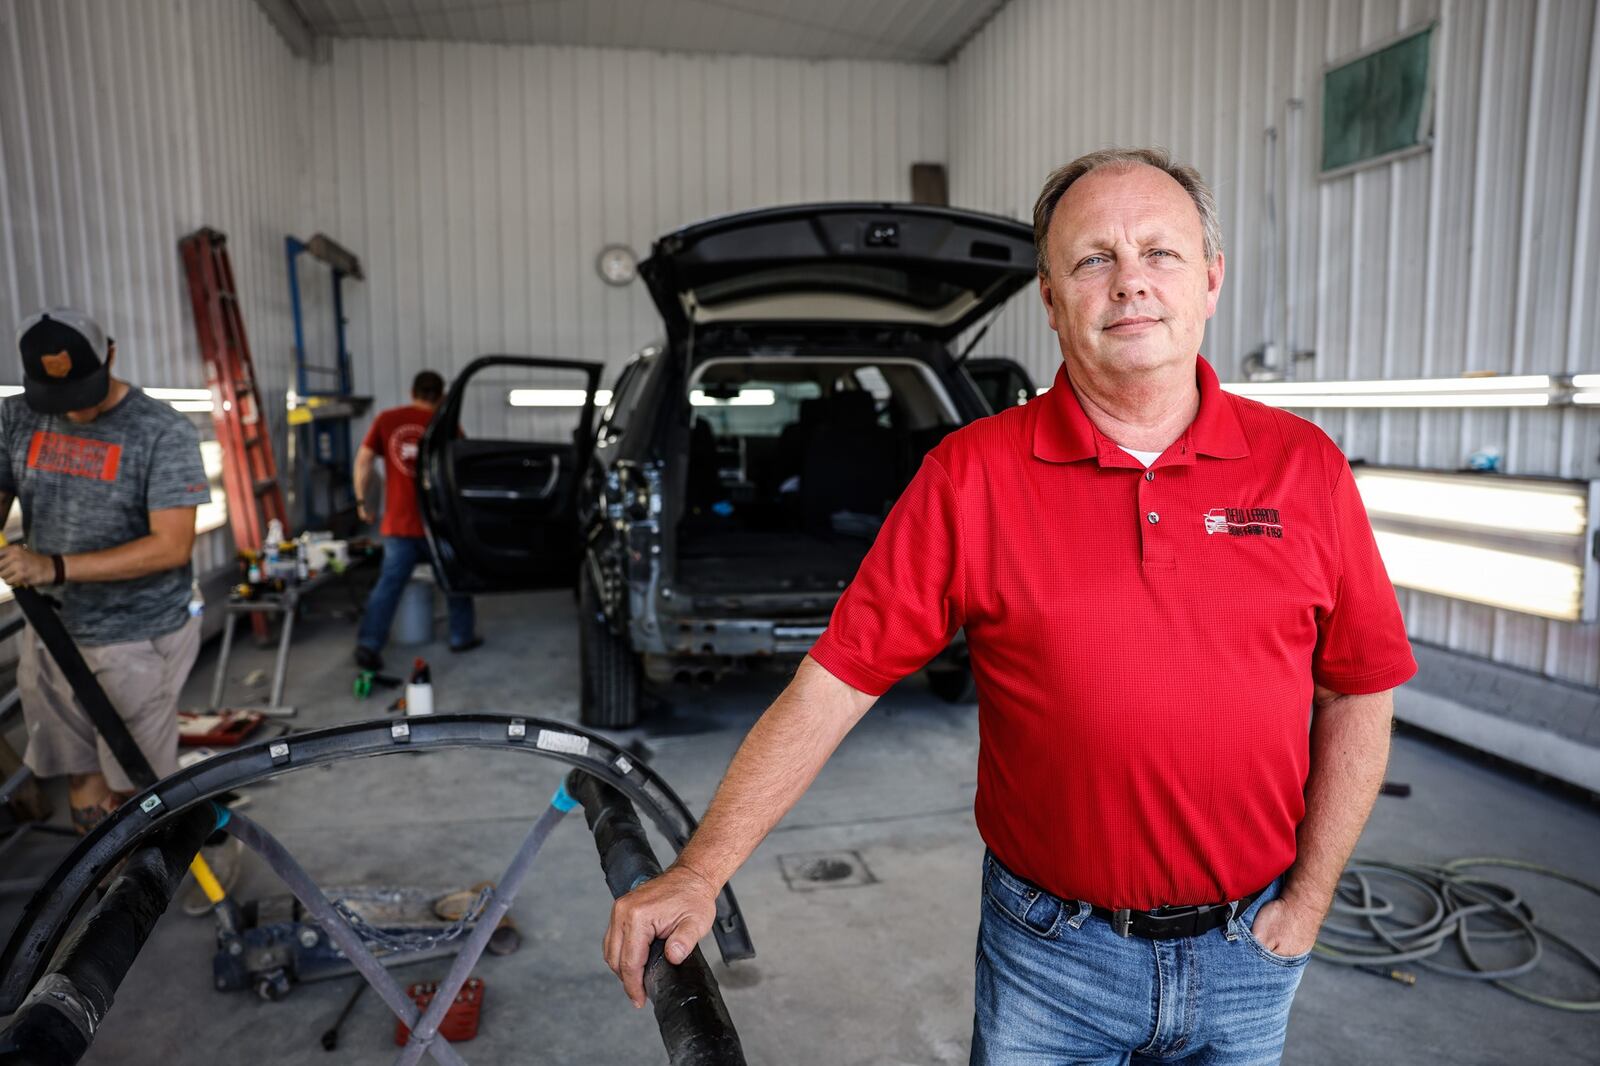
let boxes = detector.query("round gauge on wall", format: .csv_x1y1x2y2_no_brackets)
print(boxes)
596,244,638,286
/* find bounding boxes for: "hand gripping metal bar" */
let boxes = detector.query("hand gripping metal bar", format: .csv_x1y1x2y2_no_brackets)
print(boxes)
389,790,574,1066
567,769,747,1066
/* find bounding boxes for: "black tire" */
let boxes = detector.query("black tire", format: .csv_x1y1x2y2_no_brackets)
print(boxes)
927,664,977,704
579,568,642,728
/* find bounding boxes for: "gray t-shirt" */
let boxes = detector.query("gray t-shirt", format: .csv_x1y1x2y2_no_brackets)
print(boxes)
0,387,211,645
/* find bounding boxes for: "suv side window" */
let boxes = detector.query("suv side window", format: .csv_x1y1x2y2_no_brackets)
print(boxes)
600,353,654,441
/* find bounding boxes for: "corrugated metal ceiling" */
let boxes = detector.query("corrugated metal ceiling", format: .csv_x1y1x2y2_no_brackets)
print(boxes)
284,0,1004,62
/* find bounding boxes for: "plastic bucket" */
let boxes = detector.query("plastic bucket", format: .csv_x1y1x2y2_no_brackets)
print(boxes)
394,566,436,645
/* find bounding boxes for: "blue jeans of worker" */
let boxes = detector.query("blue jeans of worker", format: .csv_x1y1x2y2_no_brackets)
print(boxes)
972,852,1310,1065
356,536,475,652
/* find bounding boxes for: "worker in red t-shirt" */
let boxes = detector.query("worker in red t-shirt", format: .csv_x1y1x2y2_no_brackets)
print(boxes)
601,149,1416,1063
353,370,479,670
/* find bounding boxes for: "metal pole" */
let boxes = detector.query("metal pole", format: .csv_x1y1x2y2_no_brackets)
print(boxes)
391,795,573,1066
270,593,296,709
210,610,238,709
222,810,468,1066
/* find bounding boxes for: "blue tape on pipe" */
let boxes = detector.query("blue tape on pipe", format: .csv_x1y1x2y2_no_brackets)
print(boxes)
212,803,231,831
551,784,578,812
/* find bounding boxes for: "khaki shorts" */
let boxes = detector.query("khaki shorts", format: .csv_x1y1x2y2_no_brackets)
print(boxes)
19,616,200,793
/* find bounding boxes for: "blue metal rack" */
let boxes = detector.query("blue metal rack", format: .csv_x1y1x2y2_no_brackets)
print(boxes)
285,234,370,532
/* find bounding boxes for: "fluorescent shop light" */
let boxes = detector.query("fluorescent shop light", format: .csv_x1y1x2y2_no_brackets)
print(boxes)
689,389,777,407
1233,375,1553,395
1574,392,1600,405
0,384,217,411
1353,469,1588,537
507,389,614,407
1230,392,1551,408
1372,529,1583,621
1572,374,1600,388
1224,374,1556,408
144,387,214,401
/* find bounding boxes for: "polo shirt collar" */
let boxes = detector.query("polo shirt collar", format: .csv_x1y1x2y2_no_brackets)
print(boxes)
1031,354,1250,466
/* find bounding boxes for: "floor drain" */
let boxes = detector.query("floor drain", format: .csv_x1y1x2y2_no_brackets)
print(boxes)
802,858,853,882
778,850,876,891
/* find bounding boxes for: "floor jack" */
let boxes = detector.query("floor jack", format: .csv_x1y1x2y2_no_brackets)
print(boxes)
207,883,520,1001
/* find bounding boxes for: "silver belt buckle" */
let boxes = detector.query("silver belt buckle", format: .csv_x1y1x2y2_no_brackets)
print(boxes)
1111,908,1133,938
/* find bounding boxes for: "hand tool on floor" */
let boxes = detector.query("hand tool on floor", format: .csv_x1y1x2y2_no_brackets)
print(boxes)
320,980,366,1051
0,536,232,907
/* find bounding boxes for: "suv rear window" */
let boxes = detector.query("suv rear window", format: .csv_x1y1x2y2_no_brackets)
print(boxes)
681,358,959,538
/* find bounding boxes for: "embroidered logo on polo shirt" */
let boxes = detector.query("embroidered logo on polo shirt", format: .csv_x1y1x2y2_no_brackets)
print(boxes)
1202,507,1283,538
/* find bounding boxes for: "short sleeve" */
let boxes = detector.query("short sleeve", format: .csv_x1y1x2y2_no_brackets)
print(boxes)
0,403,15,497
362,412,386,452
147,419,212,511
808,454,966,696
1312,461,1417,694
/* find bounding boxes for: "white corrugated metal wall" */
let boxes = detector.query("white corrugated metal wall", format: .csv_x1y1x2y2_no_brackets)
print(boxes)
3,0,1596,688
302,39,948,436
187,0,307,518
948,0,1600,689
0,0,305,575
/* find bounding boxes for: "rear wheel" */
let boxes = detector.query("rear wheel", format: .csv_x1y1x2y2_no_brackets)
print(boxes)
579,568,642,728
926,664,976,704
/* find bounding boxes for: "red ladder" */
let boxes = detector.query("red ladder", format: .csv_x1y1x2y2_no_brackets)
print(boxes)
179,227,288,562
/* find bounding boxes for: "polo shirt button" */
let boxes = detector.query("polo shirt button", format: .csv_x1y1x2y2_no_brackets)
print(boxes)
1144,470,1155,481
1147,511,1160,524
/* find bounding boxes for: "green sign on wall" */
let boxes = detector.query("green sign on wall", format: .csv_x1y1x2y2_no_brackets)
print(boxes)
1322,25,1435,174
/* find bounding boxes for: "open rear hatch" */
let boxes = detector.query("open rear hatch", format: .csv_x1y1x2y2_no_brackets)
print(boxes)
640,203,1037,340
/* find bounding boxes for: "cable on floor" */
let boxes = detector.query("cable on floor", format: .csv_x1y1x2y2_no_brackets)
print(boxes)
1313,857,1600,1012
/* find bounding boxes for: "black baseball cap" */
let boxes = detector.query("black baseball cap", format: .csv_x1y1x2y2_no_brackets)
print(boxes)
16,308,113,415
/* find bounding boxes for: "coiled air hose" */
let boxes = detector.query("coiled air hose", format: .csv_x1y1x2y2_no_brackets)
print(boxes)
1315,857,1600,1012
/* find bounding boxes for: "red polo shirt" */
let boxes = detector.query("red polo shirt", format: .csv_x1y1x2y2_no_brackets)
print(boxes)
808,355,1416,911
362,404,432,538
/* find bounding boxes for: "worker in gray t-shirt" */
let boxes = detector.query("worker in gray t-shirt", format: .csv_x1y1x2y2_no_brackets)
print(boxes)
0,308,210,833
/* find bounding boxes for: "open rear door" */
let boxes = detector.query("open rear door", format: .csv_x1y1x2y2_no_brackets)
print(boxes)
420,355,603,594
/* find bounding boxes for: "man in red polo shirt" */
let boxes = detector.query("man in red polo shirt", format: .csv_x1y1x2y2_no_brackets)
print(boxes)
353,370,480,669
603,148,1415,1063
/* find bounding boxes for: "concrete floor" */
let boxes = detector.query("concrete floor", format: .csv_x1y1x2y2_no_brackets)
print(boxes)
3,584,1598,1065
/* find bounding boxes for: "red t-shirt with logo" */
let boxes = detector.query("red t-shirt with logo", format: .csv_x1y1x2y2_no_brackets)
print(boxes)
362,404,433,538
808,355,1417,911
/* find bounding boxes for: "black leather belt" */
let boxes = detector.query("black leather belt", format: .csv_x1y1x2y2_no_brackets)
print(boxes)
1095,892,1263,940
991,852,1265,941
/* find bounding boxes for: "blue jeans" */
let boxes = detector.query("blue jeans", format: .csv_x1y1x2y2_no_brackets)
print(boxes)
972,852,1309,1065
356,537,475,652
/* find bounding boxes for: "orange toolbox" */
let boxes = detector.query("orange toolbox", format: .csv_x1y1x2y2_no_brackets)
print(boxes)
395,978,484,1046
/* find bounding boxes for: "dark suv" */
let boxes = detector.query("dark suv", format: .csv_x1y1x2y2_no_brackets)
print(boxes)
420,203,1037,727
